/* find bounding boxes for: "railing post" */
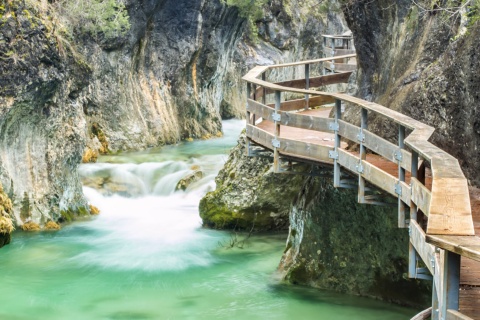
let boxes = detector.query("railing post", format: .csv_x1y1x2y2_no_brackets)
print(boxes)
333,99,342,187
358,108,367,203
304,63,310,110
440,251,460,319
330,38,335,73
246,82,252,156
432,278,440,320
398,125,407,228
261,73,267,106
322,37,327,75
409,150,418,278
273,90,281,173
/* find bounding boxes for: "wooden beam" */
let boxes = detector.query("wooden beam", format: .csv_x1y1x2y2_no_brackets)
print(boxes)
267,95,336,112
426,235,480,263
280,112,332,133
410,220,436,275
446,310,474,320
411,307,432,320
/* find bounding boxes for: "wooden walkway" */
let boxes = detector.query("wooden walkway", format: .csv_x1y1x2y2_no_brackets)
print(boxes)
243,35,480,320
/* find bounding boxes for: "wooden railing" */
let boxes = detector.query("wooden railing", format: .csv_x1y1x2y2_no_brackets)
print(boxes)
242,52,478,320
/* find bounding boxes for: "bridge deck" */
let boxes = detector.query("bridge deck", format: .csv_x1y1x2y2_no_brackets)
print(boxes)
256,107,480,318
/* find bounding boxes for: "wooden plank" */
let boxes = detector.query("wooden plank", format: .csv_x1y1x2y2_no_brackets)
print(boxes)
280,112,332,133
337,149,361,175
270,73,352,93
447,309,474,320
410,307,432,320
278,138,333,164
267,95,336,112
426,235,480,262
268,54,356,68
246,124,273,150
323,47,356,56
324,63,357,72
247,99,274,122
428,177,475,236
338,120,360,143
410,220,436,275
459,287,480,319
321,34,353,39
363,130,412,172
411,178,432,217
361,160,399,198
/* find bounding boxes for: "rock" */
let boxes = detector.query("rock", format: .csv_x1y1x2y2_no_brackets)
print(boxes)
175,170,203,191
343,1,480,184
277,175,431,307
0,183,14,247
199,133,308,231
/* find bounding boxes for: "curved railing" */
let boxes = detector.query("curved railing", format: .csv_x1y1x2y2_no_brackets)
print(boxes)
242,53,478,320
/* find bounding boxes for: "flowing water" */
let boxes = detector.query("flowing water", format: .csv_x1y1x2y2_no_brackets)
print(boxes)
0,120,418,319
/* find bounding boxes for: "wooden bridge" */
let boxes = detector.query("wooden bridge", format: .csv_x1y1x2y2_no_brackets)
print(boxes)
243,34,480,320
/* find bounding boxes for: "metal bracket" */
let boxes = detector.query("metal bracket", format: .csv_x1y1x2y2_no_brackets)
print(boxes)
328,150,338,160
272,139,280,148
394,149,403,162
272,113,281,122
395,182,402,196
357,131,365,143
328,122,339,132
356,163,364,174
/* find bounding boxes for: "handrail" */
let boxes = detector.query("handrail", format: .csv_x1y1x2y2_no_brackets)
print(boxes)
242,56,474,237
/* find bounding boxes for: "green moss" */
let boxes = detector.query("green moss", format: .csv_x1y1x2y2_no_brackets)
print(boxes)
20,192,31,221
91,123,109,154
60,206,90,222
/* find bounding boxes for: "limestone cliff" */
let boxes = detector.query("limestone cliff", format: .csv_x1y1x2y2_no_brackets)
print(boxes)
0,0,343,228
0,0,91,224
277,176,430,306
343,0,480,185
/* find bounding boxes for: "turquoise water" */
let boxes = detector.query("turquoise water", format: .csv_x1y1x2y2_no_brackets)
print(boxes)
0,121,417,319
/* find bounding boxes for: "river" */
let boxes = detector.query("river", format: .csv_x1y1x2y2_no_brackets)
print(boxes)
0,120,417,319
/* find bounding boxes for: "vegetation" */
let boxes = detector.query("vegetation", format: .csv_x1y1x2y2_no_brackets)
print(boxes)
221,0,268,40
20,192,31,221
56,0,131,39
45,221,61,230
89,204,100,215
21,221,40,231
0,184,14,230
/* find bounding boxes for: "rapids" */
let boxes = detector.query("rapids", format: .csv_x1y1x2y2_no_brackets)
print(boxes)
0,120,417,319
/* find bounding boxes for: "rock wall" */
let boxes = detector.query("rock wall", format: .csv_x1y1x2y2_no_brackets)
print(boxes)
278,176,430,307
0,1,91,224
0,0,346,227
343,0,480,185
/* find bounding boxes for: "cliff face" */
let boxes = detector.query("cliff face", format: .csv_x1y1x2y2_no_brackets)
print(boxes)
0,0,346,226
0,1,91,224
343,0,480,184
277,176,430,306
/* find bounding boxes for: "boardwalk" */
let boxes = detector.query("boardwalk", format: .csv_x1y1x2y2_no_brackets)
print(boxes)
243,35,480,320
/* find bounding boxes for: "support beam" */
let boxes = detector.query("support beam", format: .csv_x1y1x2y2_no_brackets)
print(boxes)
439,252,461,319
246,83,252,156
304,63,310,110
398,125,407,228
333,99,341,187
273,90,281,173
409,150,419,278
358,108,367,203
